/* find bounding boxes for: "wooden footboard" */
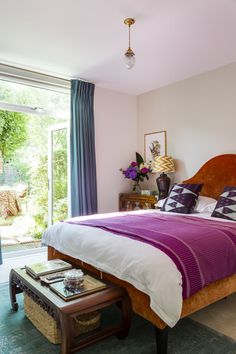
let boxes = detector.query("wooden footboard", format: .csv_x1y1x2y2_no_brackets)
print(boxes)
48,246,236,329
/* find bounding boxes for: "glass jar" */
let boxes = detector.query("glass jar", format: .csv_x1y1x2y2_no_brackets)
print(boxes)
63,269,84,290
132,180,141,193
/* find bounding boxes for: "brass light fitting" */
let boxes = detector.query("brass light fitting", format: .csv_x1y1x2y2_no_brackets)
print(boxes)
124,18,136,70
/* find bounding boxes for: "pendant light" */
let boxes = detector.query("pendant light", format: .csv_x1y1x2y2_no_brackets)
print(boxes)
124,18,135,70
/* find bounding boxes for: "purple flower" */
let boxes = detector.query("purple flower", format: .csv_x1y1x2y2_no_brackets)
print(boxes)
141,167,149,174
121,153,150,183
125,167,138,180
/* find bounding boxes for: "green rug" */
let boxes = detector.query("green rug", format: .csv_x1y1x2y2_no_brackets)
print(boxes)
1,282,236,354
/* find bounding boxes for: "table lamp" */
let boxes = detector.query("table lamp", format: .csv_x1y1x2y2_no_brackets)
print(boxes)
151,155,175,199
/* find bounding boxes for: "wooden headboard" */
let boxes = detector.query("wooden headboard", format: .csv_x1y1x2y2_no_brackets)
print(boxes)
183,154,236,200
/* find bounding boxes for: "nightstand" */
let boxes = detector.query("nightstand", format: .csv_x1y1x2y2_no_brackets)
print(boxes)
119,193,157,211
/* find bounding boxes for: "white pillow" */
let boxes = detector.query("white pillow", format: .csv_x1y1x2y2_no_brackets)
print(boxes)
157,196,217,213
156,198,166,208
194,196,217,213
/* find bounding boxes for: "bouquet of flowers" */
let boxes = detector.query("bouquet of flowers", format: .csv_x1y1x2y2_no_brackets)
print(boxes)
120,152,150,191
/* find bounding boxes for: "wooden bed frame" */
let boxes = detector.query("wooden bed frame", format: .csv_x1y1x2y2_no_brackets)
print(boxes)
48,154,236,354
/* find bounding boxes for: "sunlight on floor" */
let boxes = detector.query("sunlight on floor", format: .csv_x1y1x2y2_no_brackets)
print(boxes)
0,248,47,283
190,293,236,341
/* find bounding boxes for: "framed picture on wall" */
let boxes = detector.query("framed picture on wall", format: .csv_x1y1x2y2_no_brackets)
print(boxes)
144,131,167,162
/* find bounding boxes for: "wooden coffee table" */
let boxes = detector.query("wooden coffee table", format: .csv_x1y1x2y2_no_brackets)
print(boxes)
9,267,131,354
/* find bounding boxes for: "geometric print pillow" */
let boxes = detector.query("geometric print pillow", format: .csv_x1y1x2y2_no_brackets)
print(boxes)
161,183,203,214
211,186,236,221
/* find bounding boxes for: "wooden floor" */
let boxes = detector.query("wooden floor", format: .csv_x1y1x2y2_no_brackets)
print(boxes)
0,247,47,283
190,293,236,341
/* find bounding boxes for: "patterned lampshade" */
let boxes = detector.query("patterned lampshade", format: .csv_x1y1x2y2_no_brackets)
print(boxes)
151,155,175,173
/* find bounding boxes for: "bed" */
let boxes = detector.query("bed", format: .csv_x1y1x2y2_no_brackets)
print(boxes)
43,154,236,354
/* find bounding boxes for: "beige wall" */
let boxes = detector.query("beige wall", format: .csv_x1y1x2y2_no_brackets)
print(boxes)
137,62,236,189
94,87,137,213
94,62,236,210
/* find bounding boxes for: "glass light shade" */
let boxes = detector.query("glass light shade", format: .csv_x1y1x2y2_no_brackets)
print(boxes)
124,52,135,70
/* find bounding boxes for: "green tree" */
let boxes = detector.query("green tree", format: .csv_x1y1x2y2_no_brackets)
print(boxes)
0,110,28,161
0,80,69,238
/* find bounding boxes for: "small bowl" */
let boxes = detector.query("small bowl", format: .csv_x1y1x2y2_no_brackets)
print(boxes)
63,269,84,290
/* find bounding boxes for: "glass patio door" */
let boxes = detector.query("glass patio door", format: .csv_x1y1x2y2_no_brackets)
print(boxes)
48,123,70,226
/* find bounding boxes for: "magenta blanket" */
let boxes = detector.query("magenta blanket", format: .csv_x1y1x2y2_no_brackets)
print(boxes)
64,213,236,298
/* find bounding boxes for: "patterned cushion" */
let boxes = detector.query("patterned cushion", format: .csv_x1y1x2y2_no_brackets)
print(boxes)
161,183,203,214
211,186,236,221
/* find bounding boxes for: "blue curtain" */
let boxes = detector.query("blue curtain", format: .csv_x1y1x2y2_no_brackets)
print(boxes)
70,80,97,216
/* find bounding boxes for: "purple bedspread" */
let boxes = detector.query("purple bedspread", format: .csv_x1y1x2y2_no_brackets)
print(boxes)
64,213,236,298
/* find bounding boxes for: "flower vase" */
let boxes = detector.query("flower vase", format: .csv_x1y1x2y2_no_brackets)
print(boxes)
132,181,141,194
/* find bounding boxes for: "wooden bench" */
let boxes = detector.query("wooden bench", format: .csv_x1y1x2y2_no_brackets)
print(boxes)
9,267,131,354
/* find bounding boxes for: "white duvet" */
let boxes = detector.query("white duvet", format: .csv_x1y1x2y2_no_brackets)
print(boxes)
42,209,222,327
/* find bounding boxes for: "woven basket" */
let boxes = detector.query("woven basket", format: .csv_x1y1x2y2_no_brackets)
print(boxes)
24,293,101,344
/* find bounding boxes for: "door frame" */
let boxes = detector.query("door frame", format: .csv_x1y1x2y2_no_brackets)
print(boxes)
48,123,71,226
